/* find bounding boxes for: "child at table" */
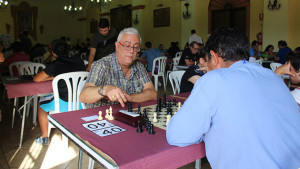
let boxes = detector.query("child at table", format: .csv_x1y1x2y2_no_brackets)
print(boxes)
275,52,300,105
33,39,85,144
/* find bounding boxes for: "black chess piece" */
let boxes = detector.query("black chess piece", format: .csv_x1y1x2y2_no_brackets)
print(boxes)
136,120,143,133
163,93,166,101
167,107,173,116
173,98,176,106
149,124,155,135
128,103,132,112
138,104,141,115
146,121,151,131
168,99,171,107
143,109,147,119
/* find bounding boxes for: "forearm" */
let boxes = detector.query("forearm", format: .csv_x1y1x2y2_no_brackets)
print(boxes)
127,88,157,103
79,85,104,104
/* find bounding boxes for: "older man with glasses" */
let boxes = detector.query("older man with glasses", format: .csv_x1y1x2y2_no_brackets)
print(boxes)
80,27,157,108
179,41,202,66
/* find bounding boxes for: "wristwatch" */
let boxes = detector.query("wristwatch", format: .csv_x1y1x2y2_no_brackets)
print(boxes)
98,86,105,97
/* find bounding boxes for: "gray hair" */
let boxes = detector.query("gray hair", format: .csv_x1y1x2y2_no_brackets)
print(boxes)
117,27,142,44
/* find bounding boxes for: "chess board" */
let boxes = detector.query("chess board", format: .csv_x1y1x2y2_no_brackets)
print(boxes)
130,102,181,130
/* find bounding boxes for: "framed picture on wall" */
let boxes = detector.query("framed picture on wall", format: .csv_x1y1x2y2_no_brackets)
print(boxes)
17,11,33,31
153,7,170,27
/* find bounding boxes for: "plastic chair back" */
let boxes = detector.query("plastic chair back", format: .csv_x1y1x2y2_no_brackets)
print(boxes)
152,56,167,76
169,70,185,95
20,62,45,75
8,61,31,76
270,63,282,72
172,56,181,71
255,58,263,65
52,71,89,113
175,52,182,58
33,56,44,63
77,79,87,109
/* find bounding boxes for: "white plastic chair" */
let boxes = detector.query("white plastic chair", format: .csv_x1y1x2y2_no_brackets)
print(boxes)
18,62,46,125
255,58,263,65
169,71,185,95
80,52,87,60
49,71,89,148
8,61,31,128
83,60,88,67
33,56,44,63
175,51,182,58
152,56,167,91
166,56,181,85
270,62,282,72
9,61,31,76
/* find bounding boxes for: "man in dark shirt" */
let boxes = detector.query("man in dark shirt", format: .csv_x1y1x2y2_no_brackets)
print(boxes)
86,18,118,71
276,40,292,64
179,41,202,66
180,49,206,93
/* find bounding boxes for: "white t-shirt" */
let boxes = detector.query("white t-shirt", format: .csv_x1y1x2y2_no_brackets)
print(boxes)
291,87,300,104
188,34,203,44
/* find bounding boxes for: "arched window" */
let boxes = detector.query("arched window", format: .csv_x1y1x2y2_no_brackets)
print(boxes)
208,0,250,37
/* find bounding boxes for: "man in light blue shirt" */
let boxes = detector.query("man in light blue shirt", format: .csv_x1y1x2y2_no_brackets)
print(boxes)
249,40,260,62
141,41,161,72
167,27,300,169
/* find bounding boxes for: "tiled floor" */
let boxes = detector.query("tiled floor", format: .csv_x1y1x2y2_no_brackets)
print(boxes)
0,79,211,169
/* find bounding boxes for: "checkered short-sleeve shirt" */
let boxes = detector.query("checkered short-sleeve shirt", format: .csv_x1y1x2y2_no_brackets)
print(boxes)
86,53,151,108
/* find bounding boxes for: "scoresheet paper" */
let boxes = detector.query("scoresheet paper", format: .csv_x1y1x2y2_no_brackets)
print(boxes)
82,120,126,137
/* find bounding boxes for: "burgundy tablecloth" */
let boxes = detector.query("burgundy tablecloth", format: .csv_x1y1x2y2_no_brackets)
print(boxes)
51,93,205,169
6,81,52,98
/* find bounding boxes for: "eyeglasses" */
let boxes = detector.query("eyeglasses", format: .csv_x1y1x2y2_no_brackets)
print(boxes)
192,47,200,51
119,42,140,52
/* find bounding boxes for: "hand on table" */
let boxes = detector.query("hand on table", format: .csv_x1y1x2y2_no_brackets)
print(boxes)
103,85,128,107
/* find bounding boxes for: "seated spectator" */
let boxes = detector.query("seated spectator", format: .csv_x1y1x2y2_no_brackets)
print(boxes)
276,40,292,64
294,47,300,54
179,41,201,66
263,45,275,58
180,49,207,93
167,42,180,58
43,44,56,63
3,41,30,75
275,52,300,104
30,43,46,61
33,39,85,144
249,40,260,59
156,44,167,56
141,41,161,72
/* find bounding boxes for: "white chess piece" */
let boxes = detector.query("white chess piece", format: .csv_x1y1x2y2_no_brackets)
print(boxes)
153,112,158,123
177,102,182,111
108,109,114,120
105,109,109,118
98,111,103,120
166,114,171,126
109,106,112,114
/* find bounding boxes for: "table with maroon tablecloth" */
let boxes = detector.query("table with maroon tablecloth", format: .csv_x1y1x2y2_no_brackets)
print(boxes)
49,93,206,169
1,76,53,147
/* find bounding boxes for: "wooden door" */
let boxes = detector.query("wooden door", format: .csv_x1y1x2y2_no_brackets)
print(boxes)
110,5,132,33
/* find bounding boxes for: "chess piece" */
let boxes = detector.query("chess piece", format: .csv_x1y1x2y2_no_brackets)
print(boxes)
177,102,182,111
109,106,112,114
173,98,176,106
149,124,155,135
143,109,148,119
166,114,171,126
108,109,114,120
167,107,173,116
128,103,132,112
146,121,151,131
168,99,171,107
138,104,141,114
105,109,109,118
98,111,103,120
153,112,158,123
136,120,143,133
